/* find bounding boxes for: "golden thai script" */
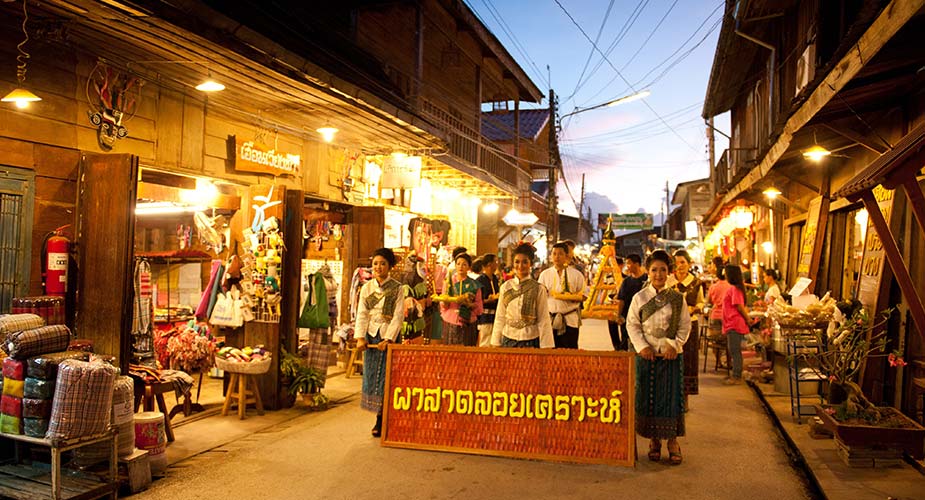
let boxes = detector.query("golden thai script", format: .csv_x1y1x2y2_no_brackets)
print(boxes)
238,141,300,173
391,387,623,424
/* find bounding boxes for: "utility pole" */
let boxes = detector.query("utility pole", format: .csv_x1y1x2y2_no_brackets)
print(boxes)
547,89,560,259
578,173,585,244
707,117,716,196
664,180,670,239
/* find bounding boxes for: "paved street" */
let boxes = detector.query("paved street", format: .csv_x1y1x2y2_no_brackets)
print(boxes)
134,321,815,500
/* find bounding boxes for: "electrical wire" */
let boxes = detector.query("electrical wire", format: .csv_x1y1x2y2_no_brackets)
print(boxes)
619,0,680,73
553,0,700,153
471,0,550,90
565,0,616,103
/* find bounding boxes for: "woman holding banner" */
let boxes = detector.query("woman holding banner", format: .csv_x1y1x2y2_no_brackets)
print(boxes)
490,243,555,348
626,250,691,465
354,247,406,437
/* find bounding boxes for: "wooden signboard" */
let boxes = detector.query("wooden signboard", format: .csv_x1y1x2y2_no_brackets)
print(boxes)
796,195,830,292
233,136,300,176
382,346,635,466
856,185,895,310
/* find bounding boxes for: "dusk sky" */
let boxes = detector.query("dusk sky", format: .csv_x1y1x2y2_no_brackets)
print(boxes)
469,0,730,222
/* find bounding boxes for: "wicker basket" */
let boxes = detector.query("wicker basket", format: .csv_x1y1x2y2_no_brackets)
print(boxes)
214,356,272,374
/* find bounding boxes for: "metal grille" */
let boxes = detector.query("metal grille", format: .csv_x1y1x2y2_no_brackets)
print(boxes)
0,192,24,314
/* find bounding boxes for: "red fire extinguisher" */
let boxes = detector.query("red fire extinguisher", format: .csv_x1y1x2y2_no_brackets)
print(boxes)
42,225,71,297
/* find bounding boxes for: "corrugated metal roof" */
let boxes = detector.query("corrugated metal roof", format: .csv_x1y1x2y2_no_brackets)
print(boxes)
481,109,550,142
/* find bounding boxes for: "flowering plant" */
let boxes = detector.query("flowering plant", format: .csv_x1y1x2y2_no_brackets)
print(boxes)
794,301,900,422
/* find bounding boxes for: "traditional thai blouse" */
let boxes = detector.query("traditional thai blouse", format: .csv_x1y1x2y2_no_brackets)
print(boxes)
666,272,705,317
491,277,554,348
354,277,405,342
626,284,692,354
439,274,483,325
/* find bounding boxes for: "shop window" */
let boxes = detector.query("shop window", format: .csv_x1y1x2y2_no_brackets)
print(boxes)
0,168,35,313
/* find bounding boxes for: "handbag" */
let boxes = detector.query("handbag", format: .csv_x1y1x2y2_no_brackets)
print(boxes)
298,273,330,329
210,287,244,327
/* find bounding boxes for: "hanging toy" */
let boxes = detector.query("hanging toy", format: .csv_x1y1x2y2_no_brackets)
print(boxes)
251,185,282,232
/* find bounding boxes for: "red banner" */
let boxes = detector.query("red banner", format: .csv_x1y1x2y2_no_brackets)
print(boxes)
382,346,635,466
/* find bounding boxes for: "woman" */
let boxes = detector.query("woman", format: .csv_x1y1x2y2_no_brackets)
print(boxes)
763,268,782,305
354,248,406,437
706,257,729,337
722,264,751,385
440,253,483,346
666,250,704,399
491,243,554,348
626,250,691,465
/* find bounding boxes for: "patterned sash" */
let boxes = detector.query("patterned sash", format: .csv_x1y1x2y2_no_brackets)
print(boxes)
364,278,402,321
501,279,540,328
674,275,702,308
638,288,684,339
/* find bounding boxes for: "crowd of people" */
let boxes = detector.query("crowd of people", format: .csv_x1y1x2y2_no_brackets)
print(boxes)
350,240,782,466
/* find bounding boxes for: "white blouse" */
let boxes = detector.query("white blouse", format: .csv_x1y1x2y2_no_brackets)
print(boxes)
491,277,555,348
538,266,586,328
353,278,406,342
626,284,692,354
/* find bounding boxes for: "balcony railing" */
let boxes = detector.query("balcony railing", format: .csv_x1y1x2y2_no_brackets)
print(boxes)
419,99,530,190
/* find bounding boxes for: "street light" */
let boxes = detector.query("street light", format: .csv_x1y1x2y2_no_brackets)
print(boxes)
763,187,778,271
560,89,650,120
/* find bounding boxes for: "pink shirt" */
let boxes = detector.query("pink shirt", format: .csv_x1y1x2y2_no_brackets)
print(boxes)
439,274,484,325
708,280,731,320
722,286,748,334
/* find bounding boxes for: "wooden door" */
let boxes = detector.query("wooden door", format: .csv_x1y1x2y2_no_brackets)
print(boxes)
75,153,138,373
352,206,384,265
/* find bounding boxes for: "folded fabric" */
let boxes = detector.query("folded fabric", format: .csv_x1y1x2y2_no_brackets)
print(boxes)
23,417,49,438
0,314,45,345
68,339,94,353
1,395,22,418
2,378,24,398
0,413,21,434
27,351,90,380
2,357,25,380
46,360,117,444
24,378,55,400
6,325,71,359
22,398,52,419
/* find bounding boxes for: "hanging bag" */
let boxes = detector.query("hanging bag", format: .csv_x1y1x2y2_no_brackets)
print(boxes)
298,273,330,329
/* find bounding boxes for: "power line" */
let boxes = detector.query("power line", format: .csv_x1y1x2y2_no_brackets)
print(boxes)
565,0,616,103
618,0,680,72
553,0,700,153
471,0,550,90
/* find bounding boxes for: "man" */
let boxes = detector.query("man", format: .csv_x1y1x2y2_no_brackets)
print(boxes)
562,239,586,276
539,242,587,349
613,253,647,351
475,254,500,347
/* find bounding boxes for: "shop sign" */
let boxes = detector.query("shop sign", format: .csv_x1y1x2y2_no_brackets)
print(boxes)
796,196,829,291
380,155,422,189
857,185,894,309
598,213,653,230
233,137,301,176
383,346,635,466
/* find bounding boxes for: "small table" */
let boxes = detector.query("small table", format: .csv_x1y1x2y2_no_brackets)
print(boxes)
134,380,186,442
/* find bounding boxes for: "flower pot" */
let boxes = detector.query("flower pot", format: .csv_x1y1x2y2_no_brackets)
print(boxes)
816,405,925,460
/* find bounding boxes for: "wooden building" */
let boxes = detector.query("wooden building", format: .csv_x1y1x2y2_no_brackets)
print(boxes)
702,0,925,417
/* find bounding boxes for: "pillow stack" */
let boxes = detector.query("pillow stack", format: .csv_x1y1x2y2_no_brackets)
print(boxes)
23,351,89,438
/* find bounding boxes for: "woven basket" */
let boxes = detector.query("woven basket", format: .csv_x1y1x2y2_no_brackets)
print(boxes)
214,356,271,374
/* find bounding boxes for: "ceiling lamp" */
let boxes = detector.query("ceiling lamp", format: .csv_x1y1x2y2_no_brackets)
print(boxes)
317,126,338,143
762,187,781,199
195,79,225,92
802,144,831,162
502,208,538,227
2,0,42,109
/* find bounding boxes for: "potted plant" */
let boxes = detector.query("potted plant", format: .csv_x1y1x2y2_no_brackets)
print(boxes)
791,300,924,460
287,365,330,410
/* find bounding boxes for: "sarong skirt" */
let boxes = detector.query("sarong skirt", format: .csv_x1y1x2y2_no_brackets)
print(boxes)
635,354,686,439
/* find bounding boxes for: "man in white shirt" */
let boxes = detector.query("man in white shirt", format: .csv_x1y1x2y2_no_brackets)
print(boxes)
539,241,587,349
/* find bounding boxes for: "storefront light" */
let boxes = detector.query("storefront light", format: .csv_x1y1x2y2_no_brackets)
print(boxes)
502,208,538,226
316,126,338,143
855,209,869,242
136,202,207,216
482,201,499,214
180,179,219,206
761,241,774,254
732,206,754,229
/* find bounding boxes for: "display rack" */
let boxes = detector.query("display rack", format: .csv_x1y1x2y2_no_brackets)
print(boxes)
135,250,213,324
0,430,117,500
783,324,826,423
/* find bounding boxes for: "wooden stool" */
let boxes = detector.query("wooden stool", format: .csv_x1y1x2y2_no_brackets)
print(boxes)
222,372,264,420
345,347,364,378
702,335,730,374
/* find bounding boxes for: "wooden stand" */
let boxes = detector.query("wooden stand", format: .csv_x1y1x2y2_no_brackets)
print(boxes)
224,321,283,409
221,372,265,420
345,346,364,378
0,430,118,500
119,448,151,494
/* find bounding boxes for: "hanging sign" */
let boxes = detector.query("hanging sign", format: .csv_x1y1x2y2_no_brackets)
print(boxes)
383,346,635,466
233,136,301,176
380,155,422,189
598,213,653,230
796,195,829,292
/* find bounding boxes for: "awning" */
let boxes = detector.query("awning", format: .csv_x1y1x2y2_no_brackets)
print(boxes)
833,120,925,200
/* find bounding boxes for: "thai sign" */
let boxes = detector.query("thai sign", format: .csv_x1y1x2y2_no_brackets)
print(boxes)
380,155,422,189
383,346,635,466
598,213,653,230
233,136,301,176
857,185,894,309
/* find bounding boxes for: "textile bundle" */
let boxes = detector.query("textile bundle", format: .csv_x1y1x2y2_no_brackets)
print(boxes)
27,351,90,380
2,358,26,380
23,378,55,400
45,359,117,445
6,325,71,360
0,314,45,347
75,375,135,465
